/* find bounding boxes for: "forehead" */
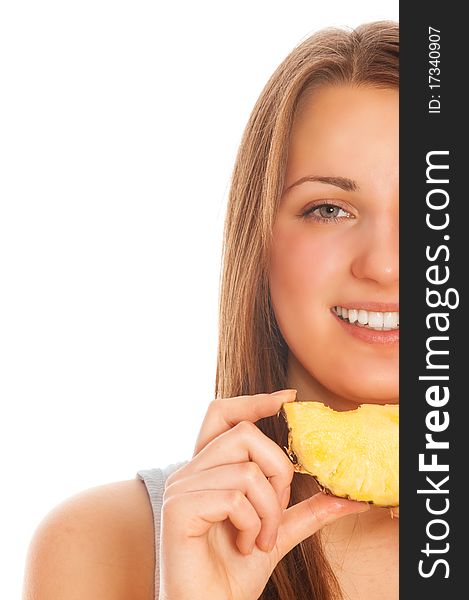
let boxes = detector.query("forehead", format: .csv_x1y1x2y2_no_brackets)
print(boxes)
286,85,398,183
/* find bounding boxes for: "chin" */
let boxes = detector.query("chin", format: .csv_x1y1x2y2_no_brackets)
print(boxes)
339,378,399,405
329,353,399,404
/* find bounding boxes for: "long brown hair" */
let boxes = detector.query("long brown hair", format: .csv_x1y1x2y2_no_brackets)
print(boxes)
215,21,399,600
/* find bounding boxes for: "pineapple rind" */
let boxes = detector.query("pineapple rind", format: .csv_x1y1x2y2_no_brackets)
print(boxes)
282,402,399,507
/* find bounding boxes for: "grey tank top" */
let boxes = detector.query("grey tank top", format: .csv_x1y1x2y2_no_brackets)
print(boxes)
137,460,189,599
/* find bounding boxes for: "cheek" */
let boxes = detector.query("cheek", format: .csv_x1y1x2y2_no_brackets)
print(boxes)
269,224,346,386
269,224,347,311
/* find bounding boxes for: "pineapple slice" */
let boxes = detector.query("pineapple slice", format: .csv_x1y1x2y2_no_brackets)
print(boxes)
281,402,398,507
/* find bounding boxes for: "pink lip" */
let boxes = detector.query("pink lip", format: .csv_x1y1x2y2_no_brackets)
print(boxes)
331,309,399,346
334,301,399,312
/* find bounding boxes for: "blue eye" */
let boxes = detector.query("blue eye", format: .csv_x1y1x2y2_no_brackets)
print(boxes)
301,203,353,224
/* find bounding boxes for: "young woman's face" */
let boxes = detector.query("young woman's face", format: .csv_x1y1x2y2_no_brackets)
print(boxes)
269,85,398,406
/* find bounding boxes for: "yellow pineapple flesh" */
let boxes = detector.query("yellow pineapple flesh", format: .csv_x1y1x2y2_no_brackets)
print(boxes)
281,402,399,507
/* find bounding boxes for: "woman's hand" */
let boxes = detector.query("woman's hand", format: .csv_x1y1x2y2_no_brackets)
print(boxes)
159,389,370,600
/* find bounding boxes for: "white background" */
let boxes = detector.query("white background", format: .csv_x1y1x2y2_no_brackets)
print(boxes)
0,1,398,596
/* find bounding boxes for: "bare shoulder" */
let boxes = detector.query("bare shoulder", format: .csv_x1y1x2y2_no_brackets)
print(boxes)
23,477,155,600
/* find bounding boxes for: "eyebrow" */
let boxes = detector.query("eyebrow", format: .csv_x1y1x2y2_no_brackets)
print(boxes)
283,175,359,194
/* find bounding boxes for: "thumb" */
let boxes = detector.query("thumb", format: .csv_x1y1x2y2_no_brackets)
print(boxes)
276,492,370,561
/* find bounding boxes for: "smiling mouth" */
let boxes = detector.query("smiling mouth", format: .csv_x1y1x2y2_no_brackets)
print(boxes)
332,306,399,331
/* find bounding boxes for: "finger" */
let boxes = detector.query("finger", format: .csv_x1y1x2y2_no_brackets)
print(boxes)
162,489,261,556
164,462,283,552
276,492,370,561
193,389,297,456
187,420,295,508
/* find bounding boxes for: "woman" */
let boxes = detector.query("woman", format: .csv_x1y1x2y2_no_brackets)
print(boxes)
23,21,399,600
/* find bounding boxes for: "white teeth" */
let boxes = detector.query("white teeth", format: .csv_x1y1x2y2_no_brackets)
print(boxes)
368,311,384,328
357,310,368,325
333,306,399,330
383,311,399,328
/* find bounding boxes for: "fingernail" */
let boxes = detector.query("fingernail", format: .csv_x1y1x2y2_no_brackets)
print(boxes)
332,498,370,513
271,389,297,399
353,501,371,513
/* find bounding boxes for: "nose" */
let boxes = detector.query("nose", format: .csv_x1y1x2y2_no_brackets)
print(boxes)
350,216,399,286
